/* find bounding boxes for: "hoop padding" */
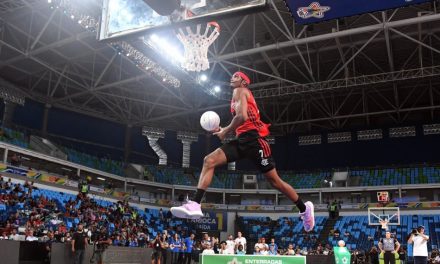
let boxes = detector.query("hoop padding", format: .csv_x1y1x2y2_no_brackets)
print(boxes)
177,23,220,72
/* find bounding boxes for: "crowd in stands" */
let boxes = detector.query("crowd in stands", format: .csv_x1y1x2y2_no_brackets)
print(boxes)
2,126,440,191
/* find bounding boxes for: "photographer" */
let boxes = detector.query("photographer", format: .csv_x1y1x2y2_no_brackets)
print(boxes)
91,226,112,264
407,226,429,264
151,234,163,264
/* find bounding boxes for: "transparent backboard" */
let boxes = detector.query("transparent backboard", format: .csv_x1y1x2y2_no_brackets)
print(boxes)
368,207,400,226
99,0,267,40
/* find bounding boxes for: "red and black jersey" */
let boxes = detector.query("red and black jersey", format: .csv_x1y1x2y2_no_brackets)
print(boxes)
230,88,270,137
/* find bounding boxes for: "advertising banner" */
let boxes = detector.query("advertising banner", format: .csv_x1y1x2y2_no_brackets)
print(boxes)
284,0,431,25
201,254,306,264
188,211,227,231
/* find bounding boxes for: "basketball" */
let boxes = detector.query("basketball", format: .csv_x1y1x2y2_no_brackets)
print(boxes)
200,111,220,132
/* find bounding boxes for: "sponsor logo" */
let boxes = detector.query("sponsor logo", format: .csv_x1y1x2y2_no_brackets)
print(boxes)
297,2,330,19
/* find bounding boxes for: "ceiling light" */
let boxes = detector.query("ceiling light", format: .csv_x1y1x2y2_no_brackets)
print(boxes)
200,74,208,82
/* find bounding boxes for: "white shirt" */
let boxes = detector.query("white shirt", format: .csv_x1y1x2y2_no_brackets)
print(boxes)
235,237,247,249
226,240,235,254
26,236,39,241
203,249,215,254
255,243,268,250
412,235,429,257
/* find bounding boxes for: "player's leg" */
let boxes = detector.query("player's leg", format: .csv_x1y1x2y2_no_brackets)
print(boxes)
170,147,230,218
264,168,315,232
251,136,315,232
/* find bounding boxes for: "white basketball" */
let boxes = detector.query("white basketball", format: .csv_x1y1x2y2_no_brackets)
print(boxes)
200,111,220,132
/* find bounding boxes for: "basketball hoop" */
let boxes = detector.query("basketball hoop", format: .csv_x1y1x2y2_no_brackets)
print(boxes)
176,21,220,72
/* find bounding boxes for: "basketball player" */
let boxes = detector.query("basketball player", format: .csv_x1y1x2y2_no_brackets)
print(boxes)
171,71,315,232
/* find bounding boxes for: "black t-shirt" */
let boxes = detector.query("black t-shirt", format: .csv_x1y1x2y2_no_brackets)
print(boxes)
97,233,109,249
72,232,87,250
153,239,162,251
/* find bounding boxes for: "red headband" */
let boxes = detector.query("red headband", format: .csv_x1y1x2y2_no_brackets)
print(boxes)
234,71,251,85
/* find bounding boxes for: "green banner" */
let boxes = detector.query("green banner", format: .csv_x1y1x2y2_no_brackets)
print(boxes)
334,247,351,264
201,254,306,264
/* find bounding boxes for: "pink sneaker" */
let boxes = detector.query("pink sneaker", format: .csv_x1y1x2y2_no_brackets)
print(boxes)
170,200,203,219
299,201,315,232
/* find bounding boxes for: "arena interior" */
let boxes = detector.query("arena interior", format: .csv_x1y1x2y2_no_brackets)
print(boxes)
0,0,440,263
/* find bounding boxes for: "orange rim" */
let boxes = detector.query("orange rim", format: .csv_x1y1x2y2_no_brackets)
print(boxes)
207,21,220,31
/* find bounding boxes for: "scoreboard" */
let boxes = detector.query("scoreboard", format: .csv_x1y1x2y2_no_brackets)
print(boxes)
283,0,432,25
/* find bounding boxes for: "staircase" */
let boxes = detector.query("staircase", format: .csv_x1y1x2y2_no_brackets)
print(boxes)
318,216,339,244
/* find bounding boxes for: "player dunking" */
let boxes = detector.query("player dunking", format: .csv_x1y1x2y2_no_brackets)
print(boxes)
171,72,315,232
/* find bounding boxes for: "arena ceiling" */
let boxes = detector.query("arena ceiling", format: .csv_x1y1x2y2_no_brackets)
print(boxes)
1,0,440,135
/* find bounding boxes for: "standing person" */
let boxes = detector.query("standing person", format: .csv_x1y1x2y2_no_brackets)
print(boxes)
369,246,379,264
234,231,247,253
72,224,88,264
408,226,429,264
378,231,400,264
171,71,315,232
151,234,163,264
398,247,407,264
170,233,182,264
183,233,195,264
225,234,236,255
161,232,170,264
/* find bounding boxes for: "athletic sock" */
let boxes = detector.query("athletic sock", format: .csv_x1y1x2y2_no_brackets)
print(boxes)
193,189,206,204
295,198,306,213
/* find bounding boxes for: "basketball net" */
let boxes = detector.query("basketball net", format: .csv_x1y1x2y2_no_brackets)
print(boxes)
176,21,220,72
380,219,389,230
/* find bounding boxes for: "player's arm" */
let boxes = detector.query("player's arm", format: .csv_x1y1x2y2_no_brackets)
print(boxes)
378,240,383,252
394,240,400,252
215,89,248,139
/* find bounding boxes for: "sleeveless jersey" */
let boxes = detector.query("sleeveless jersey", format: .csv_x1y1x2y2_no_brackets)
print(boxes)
231,88,270,137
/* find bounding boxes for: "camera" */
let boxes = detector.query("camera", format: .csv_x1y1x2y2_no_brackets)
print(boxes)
411,229,418,236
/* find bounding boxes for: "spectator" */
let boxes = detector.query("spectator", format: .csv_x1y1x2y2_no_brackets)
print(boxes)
268,244,278,255
269,238,278,252
25,229,38,241
44,231,56,264
184,233,195,264
234,231,247,252
170,233,182,264
9,228,20,241
369,246,379,264
0,231,8,239
72,224,88,264
192,241,202,263
219,241,228,254
202,244,215,255
286,244,295,255
236,244,246,255
151,234,162,264
398,247,407,264
225,234,235,254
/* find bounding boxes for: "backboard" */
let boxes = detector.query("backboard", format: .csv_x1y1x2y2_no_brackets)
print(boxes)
368,207,400,229
99,0,267,41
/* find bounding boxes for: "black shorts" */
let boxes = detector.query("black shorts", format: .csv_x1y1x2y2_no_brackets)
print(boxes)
151,250,162,260
220,130,275,173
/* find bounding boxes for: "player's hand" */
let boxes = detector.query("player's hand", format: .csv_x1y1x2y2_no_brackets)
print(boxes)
213,127,227,141
71,247,75,253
